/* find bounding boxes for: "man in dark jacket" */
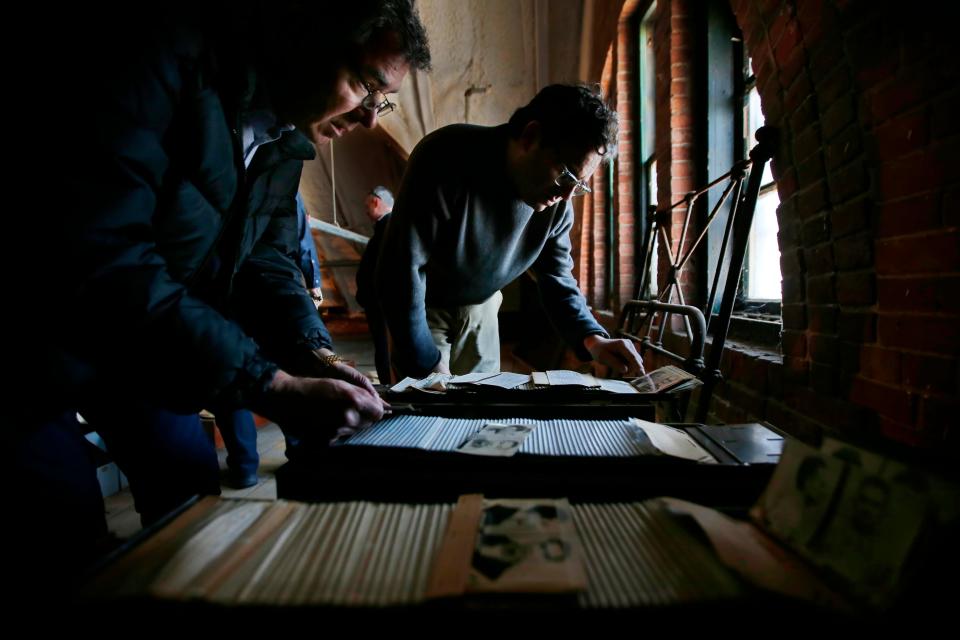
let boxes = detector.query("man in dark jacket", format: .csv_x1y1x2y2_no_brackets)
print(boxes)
9,0,430,596
356,186,395,384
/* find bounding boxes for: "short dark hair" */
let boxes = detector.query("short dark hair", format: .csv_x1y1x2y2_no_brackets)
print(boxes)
507,84,619,162
264,0,430,70
351,0,432,72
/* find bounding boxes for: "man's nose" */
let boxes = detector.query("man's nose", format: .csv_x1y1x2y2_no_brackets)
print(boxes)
358,106,378,129
559,182,577,200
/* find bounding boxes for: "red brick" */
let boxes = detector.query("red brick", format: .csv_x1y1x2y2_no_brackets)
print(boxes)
729,0,750,18
781,304,807,331
877,275,960,313
783,65,813,115
880,417,929,448
785,386,875,434
809,333,840,366
793,125,822,164
901,353,959,395
781,275,805,303
810,361,843,397
834,233,873,271
804,242,835,275
789,96,819,137
874,109,930,159
931,88,960,139
771,20,800,69
823,94,857,140
876,193,940,238
935,138,960,184
801,213,832,245
808,305,839,334
782,329,807,358
879,314,960,353
827,158,869,204
808,273,838,304
875,231,960,275
768,8,790,49
779,47,806,91
776,167,799,201
766,399,826,444
815,66,853,109
850,377,917,424
797,182,830,220
918,395,960,434
879,149,946,201
831,197,873,238
796,153,826,188
858,344,902,385
758,78,784,127
838,312,877,343
808,39,844,82
779,211,802,249
670,79,690,97
943,187,960,228
796,0,826,44
721,380,768,419
751,41,775,82
778,356,809,390
836,271,875,306
846,15,900,90
781,247,804,277
823,124,863,172
710,394,750,425
868,78,928,124
838,340,862,377
855,52,900,94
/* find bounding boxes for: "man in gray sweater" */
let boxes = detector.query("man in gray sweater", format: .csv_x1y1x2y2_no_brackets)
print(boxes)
377,84,644,378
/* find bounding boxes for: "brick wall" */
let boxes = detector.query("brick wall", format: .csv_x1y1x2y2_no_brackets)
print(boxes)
578,0,959,456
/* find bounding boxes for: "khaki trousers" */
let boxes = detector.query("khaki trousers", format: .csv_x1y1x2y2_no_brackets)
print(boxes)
425,290,503,375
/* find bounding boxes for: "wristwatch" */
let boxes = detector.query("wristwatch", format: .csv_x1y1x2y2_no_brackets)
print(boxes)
315,351,344,368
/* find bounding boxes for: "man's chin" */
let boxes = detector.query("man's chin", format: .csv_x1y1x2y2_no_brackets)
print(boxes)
306,123,340,146
530,199,560,212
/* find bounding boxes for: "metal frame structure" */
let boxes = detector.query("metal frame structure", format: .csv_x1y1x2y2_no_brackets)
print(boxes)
618,126,776,423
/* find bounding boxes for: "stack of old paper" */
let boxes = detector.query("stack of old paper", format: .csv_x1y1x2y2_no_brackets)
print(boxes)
85,439,958,613
628,365,700,394
391,371,531,393
629,418,717,463
389,365,700,396
86,495,744,608
456,422,536,457
340,415,717,462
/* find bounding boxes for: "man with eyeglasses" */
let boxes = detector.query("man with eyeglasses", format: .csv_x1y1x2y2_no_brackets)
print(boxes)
378,84,645,379
9,0,430,598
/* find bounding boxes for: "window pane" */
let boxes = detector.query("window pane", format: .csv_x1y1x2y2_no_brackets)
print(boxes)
747,189,782,300
647,159,658,297
743,84,781,303
746,87,774,186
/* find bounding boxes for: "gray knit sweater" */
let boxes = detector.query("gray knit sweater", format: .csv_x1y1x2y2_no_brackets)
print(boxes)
376,123,607,376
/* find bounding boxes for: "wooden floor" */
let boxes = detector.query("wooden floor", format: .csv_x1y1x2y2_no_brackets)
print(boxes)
103,333,532,540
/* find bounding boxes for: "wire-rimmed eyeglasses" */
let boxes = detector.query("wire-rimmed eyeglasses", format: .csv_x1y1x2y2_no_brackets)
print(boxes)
555,165,591,196
360,82,396,117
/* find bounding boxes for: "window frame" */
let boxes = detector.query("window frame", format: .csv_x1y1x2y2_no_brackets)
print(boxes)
736,61,782,318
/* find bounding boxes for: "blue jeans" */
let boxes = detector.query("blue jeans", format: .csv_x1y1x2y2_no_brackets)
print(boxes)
80,402,221,526
10,412,109,597
217,409,259,477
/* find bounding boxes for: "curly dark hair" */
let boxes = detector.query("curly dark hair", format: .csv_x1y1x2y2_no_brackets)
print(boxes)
258,0,431,72
507,84,619,162
351,0,432,71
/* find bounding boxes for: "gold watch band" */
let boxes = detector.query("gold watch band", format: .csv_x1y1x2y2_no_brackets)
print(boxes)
315,352,344,368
